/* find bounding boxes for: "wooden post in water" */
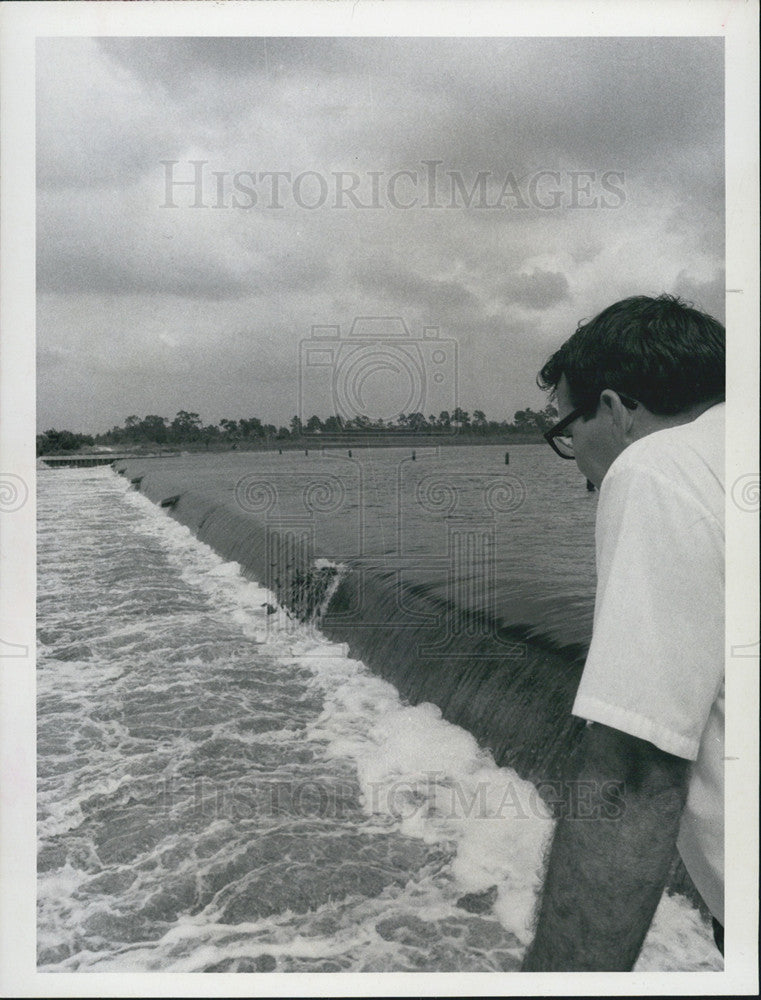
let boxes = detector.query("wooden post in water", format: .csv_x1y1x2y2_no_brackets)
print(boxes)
411,450,416,461
505,451,510,465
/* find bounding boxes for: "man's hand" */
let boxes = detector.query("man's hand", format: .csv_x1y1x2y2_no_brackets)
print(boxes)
521,722,689,971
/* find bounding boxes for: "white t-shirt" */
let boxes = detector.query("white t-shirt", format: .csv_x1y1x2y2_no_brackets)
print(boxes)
572,403,725,924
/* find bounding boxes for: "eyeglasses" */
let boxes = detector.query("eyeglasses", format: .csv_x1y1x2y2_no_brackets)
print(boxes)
543,392,638,459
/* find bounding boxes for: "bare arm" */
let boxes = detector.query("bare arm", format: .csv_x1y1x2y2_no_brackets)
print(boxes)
522,722,690,971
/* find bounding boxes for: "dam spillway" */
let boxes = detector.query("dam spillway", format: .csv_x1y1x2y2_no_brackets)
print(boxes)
112,446,594,787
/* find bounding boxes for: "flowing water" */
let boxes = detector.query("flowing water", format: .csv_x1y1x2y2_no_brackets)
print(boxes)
36,454,722,972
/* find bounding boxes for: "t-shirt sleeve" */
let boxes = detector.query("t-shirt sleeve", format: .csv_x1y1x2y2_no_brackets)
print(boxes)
572,460,724,760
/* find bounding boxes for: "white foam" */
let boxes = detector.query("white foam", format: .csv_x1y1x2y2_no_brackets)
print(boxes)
636,892,722,971
305,684,554,944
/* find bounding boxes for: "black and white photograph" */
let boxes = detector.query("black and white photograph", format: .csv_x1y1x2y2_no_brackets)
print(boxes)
0,0,758,994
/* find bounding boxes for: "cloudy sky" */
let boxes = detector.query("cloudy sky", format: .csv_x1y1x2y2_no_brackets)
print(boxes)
36,35,724,434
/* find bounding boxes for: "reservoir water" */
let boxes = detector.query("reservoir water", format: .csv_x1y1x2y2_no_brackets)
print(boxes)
36,451,721,972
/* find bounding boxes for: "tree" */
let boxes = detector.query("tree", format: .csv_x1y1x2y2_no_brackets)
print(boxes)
122,415,142,443
220,418,240,441
106,424,125,445
240,417,264,439
290,415,303,437
201,425,220,449
472,409,487,433
324,415,344,433
407,411,428,431
511,406,556,434
533,404,558,432
171,410,202,443
306,415,324,433
37,428,93,454
345,414,371,429
513,409,532,430
140,415,168,444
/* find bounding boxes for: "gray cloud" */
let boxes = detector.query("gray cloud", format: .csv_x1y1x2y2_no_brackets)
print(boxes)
37,187,331,300
37,241,251,300
672,270,726,324
499,270,570,310
37,240,329,301
35,36,724,433
40,38,724,199
353,258,479,317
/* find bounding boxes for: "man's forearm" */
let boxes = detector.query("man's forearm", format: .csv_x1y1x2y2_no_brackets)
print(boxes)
522,723,690,971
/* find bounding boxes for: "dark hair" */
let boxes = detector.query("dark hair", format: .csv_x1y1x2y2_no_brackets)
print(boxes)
537,295,725,416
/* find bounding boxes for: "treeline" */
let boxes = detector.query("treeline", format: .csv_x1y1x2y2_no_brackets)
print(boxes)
37,405,558,454
36,428,96,455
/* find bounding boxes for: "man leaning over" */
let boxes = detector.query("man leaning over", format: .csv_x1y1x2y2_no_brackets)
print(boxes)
523,295,725,971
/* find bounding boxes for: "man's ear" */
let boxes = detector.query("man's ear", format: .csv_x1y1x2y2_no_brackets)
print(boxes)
599,389,636,438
